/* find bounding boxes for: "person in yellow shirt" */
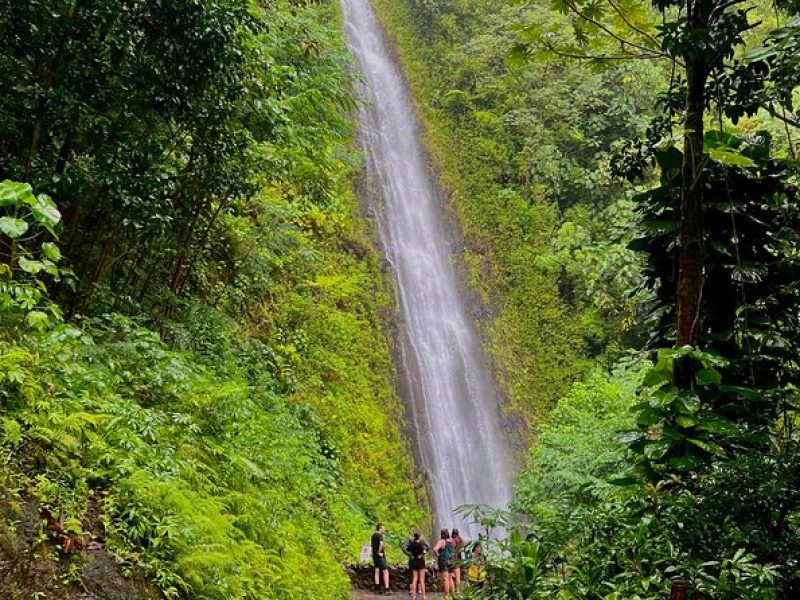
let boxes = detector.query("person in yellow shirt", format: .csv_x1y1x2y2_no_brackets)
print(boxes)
467,543,486,589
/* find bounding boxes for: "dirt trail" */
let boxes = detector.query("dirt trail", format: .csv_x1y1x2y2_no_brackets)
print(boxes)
351,592,445,599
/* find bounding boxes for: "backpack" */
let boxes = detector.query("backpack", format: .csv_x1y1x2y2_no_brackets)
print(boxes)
440,540,455,562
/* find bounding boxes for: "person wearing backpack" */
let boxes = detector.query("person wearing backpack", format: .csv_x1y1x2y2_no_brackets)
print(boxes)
432,529,455,595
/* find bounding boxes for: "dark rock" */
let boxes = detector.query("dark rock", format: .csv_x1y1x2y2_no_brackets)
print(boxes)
0,494,159,600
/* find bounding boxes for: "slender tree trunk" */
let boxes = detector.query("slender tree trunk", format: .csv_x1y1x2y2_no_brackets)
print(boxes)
56,133,79,294
62,199,82,258
169,196,212,297
111,248,144,311
67,212,103,317
24,118,45,181
75,230,117,314
24,1,84,180
676,62,707,345
185,200,225,299
89,232,117,287
136,256,159,304
55,131,74,174
675,2,710,389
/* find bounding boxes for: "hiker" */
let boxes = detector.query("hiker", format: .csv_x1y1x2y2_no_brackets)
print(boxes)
451,528,467,592
432,528,455,594
403,529,430,592
402,528,418,570
467,543,486,589
371,523,390,594
407,531,429,599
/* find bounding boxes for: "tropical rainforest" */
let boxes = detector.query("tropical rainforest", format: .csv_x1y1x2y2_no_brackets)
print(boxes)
0,0,799,598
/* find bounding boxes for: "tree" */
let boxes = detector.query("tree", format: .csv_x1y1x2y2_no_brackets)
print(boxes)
514,0,799,388
0,0,261,313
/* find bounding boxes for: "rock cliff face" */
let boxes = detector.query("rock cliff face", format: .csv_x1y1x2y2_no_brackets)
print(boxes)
0,497,158,600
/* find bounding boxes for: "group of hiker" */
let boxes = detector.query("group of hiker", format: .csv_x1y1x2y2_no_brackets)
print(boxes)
370,523,485,598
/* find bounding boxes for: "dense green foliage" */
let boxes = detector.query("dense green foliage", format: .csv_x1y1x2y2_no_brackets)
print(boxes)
3,0,799,597
423,0,800,597
0,1,422,598
465,360,797,599
371,0,664,429
515,362,645,519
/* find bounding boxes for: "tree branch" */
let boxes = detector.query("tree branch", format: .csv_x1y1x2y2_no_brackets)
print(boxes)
563,0,673,61
542,41,666,61
709,0,748,23
606,0,663,49
766,104,800,129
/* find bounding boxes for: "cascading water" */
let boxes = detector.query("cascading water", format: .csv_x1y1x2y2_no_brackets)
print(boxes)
340,0,514,537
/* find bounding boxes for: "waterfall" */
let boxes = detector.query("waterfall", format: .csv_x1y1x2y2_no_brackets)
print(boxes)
340,0,514,538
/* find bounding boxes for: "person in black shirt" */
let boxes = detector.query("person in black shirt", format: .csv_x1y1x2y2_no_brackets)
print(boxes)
371,523,390,593
402,528,429,569
406,532,429,599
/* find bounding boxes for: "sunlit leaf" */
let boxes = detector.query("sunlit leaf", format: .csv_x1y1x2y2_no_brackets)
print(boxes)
0,216,29,238
17,257,44,274
41,242,61,262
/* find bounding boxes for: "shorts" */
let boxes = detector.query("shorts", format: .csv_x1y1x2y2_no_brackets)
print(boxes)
437,557,451,572
373,555,388,570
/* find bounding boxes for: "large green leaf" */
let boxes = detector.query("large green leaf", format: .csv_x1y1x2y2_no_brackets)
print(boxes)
696,368,722,387
29,194,62,231
742,45,777,63
0,180,33,207
666,455,700,471
695,418,739,435
719,385,762,401
688,438,726,457
18,257,44,274
25,310,50,332
643,439,671,460
41,260,59,277
0,216,29,238
636,407,663,427
708,148,757,168
41,242,61,262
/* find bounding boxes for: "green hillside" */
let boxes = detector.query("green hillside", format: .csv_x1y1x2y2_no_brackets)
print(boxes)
0,1,421,598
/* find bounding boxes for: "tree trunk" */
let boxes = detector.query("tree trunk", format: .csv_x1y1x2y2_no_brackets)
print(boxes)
66,212,103,317
670,579,698,600
169,208,202,297
24,0,84,180
75,230,117,314
55,131,74,174
675,2,710,389
136,256,159,304
185,199,225,300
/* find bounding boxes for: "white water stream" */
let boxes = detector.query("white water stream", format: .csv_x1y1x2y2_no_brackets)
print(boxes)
340,0,514,537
